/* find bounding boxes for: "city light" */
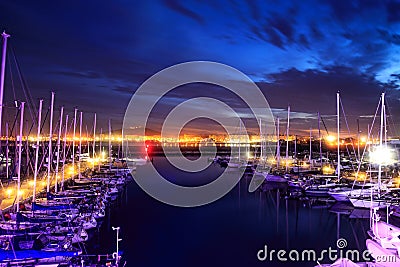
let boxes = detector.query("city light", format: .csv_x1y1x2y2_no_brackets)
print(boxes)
66,166,75,176
6,188,13,198
354,172,367,181
17,190,24,197
369,145,396,165
322,165,335,175
326,135,336,143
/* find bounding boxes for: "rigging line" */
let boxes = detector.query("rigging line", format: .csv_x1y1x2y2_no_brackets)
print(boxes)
0,57,16,157
62,115,75,161
25,116,62,177
384,98,398,137
36,107,53,174
10,44,37,124
8,105,23,180
6,52,17,102
37,113,67,175
319,115,330,136
352,96,381,190
86,124,90,152
339,96,358,162
9,106,20,137
35,106,50,171
40,106,50,134
10,44,37,115
345,144,356,173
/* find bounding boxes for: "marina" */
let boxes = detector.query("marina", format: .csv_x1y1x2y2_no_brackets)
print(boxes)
3,1,400,266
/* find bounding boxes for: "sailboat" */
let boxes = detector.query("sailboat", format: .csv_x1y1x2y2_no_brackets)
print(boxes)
254,116,287,183
349,93,395,209
355,94,400,265
365,207,400,266
227,119,245,168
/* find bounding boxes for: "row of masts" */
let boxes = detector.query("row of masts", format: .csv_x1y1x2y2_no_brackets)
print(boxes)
273,106,327,170
0,32,119,211
264,91,389,180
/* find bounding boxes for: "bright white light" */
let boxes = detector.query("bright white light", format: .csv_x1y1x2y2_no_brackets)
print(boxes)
369,146,396,165
326,135,336,142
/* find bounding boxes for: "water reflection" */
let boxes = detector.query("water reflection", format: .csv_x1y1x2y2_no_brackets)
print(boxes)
88,156,372,267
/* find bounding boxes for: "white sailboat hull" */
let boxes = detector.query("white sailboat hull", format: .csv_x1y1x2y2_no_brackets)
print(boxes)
349,197,387,209
328,189,373,202
227,162,240,168
366,239,400,266
254,171,287,183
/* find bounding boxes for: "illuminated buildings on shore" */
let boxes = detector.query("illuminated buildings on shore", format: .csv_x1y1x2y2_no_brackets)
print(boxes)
1,133,398,147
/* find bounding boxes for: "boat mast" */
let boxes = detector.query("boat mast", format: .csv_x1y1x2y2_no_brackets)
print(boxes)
378,93,385,195
61,114,68,191
54,106,63,192
121,128,124,160
5,122,8,179
238,119,241,162
93,113,96,163
72,108,77,176
0,32,10,147
79,111,82,179
25,121,30,177
309,127,312,164
276,117,280,168
47,92,55,192
357,118,360,163
286,105,290,172
259,118,263,162
337,92,340,181
99,127,102,172
384,103,387,144
33,99,43,203
109,119,112,172
318,112,322,165
16,102,24,213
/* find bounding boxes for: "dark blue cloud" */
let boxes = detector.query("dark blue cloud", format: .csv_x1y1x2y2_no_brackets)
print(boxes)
162,0,204,24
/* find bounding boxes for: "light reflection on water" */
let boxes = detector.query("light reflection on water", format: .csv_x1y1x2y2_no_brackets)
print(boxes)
89,156,371,267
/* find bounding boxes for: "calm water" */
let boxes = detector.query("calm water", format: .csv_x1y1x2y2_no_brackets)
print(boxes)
89,156,371,267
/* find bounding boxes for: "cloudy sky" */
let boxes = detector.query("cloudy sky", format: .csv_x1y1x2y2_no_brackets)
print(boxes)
2,0,400,136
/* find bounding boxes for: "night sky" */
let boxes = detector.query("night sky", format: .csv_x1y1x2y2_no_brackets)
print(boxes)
2,0,400,136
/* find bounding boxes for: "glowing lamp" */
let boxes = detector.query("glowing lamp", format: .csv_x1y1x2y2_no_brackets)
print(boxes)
369,146,396,165
354,172,366,181
6,188,13,198
322,166,334,175
67,166,75,175
326,135,336,143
